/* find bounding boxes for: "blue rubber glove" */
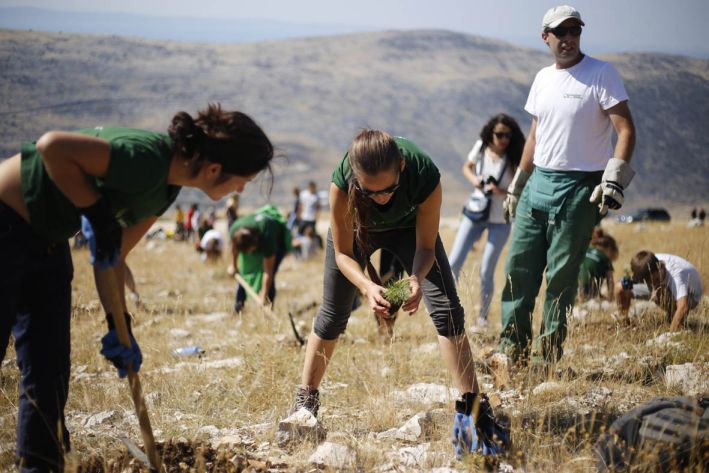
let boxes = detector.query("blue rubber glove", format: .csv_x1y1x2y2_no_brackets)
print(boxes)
80,197,122,269
452,411,479,460
452,393,510,460
100,329,142,378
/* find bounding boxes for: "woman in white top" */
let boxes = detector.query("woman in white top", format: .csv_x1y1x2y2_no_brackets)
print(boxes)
448,114,525,329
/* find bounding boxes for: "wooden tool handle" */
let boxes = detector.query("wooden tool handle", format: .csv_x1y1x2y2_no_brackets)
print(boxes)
95,267,162,471
235,273,276,319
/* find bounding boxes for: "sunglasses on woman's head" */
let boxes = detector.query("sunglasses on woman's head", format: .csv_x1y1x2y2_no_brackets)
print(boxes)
493,132,512,139
546,25,582,37
355,180,401,197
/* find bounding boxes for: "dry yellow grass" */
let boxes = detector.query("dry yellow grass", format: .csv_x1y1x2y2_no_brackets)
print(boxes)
0,217,706,471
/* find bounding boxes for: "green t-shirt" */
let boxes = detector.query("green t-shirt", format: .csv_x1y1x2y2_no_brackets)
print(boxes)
229,206,289,295
331,137,441,232
579,247,613,287
21,127,181,242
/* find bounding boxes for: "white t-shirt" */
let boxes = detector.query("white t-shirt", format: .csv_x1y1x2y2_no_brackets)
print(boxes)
299,189,319,222
525,55,628,171
466,140,512,224
657,253,704,303
191,210,201,231
199,229,224,253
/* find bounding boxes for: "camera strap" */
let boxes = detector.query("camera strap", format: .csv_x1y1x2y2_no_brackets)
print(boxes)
475,147,508,189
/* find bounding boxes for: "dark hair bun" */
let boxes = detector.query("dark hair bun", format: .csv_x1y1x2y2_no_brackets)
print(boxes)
169,111,206,158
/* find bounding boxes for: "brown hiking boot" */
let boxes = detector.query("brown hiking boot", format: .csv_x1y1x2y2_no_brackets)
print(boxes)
292,386,320,417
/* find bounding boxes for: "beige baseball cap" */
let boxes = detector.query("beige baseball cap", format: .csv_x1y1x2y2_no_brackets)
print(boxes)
542,5,585,30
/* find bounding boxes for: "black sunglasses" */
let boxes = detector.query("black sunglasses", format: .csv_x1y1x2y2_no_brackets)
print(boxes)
546,25,582,37
355,179,401,197
493,131,512,139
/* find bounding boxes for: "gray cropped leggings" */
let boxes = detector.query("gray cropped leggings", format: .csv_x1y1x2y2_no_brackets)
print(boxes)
313,228,466,339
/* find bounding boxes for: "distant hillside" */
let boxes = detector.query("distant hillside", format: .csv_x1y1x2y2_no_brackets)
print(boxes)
1,29,707,214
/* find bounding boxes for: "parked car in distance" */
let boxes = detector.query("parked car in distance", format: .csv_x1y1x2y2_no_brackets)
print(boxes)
615,207,671,224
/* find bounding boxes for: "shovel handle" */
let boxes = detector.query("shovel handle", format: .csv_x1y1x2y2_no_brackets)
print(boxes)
235,273,276,319
95,267,162,471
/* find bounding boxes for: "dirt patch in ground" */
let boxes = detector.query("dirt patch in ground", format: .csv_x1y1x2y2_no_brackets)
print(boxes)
75,440,291,472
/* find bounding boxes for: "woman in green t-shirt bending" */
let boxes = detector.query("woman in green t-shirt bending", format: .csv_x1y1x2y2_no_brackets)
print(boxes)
0,103,273,471
290,129,509,459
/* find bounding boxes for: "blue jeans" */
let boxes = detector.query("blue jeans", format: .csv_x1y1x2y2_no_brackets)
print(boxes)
0,202,73,472
448,217,511,320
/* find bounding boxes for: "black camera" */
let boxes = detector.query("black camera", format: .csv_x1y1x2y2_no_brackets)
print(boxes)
482,176,498,196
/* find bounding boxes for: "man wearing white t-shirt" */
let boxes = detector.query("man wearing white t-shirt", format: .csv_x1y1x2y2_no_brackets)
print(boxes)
498,5,636,364
617,251,704,331
298,181,322,247
298,181,320,232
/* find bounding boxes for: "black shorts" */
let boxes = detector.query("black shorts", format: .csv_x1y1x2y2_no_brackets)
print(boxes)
313,228,465,339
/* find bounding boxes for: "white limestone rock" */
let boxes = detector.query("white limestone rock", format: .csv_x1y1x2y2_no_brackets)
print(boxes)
276,408,327,448
83,410,117,428
308,441,356,469
665,363,709,395
391,383,460,405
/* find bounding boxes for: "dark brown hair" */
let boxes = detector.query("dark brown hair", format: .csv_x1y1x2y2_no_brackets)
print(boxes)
346,129,402,252
630,250,661,284
168,103,274,187
590,227,618,259
479,113,525,170
232,227,260,252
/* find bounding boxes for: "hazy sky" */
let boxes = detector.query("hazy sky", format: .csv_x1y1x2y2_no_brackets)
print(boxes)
2,0,708,57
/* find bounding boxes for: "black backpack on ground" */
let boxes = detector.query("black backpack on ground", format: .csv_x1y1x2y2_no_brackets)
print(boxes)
594,396,709,472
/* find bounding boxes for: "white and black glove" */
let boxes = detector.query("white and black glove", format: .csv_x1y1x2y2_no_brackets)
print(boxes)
503,168,531,223
589,158,635,216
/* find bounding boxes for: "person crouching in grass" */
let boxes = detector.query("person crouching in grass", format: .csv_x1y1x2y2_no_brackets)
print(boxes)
616,251,704,331
577,227,619,302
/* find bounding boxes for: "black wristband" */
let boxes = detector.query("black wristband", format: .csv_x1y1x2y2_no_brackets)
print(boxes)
80,197,114,226
455,392,479,416
105,312,133,334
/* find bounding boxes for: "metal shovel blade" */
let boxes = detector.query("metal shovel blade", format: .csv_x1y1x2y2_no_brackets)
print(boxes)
117,435,157,471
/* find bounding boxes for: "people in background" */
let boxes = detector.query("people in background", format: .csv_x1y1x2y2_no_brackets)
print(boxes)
225,193,239,229
577,227,618,301
197,227,224,263
287,186,301,231
174,204,186,240
298,181,322,247
448,113,524,331
185,203,197,242
229,205,291,312
616,251,704,331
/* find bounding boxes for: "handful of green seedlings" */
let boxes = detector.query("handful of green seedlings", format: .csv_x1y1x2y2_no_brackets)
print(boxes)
383,278,410,315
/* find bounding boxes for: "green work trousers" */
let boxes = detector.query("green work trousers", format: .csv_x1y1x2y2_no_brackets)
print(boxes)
499,170,601,363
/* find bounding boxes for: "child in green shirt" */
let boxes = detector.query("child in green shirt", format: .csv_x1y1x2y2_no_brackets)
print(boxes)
578,227,618,301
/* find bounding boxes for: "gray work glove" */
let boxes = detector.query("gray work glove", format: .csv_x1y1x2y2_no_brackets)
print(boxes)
503,168,531,223
589,158,635,216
